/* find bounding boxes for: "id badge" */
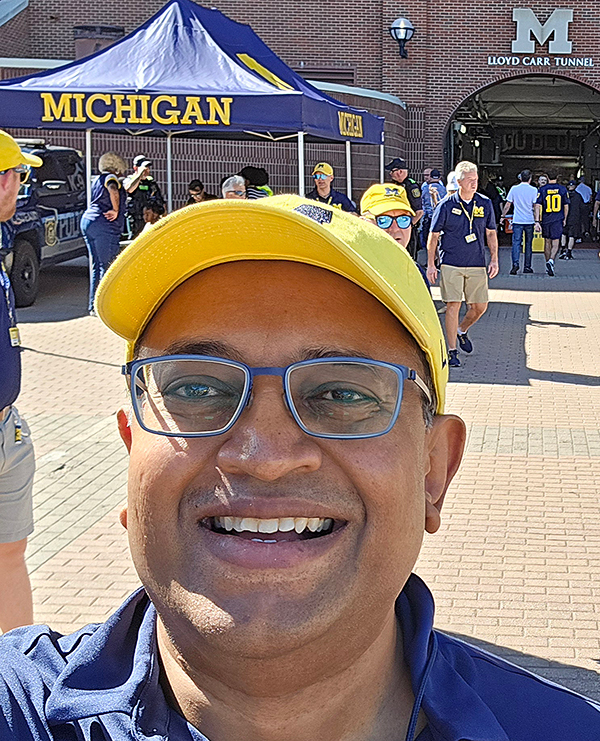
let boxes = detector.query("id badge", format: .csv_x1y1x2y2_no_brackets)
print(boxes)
465,233,477,243
9,327,21,347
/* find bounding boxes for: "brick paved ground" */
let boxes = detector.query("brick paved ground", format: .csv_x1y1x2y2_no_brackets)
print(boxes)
11,247,600,699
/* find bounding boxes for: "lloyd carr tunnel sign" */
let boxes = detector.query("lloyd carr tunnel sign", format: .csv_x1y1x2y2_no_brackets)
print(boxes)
488,9,594,68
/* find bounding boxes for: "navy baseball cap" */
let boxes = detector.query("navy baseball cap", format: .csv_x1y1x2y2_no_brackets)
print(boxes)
430,169,441,179
385,157,408,171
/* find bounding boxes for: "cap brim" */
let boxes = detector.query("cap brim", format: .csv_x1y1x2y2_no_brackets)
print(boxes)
96,197,447,412
19,152,43,168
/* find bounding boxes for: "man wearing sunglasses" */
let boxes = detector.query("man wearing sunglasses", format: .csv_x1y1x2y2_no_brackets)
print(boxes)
385,157,424,260
306,161,358,213
1,197,599,739
0,131,41,633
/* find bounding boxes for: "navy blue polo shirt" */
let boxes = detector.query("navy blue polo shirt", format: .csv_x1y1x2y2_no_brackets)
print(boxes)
536,183,569,224
1,574,599,740
306,187,357,213
0,230,21,410
430,192,496,267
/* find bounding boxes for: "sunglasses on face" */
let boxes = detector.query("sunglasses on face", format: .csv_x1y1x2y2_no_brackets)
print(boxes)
313,173,329,180
189,191,203,198
376,214,412,230
0,164,30,183
123,355,432,440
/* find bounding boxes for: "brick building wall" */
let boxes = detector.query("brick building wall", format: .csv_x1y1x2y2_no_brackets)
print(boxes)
0,4,30,57
4,0,599,179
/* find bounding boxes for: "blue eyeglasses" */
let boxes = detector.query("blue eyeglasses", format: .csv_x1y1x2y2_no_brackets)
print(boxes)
123,355,432,440
376,214,412,230
313,173,329,180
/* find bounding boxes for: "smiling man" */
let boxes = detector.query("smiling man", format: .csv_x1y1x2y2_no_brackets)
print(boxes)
1,196,599,741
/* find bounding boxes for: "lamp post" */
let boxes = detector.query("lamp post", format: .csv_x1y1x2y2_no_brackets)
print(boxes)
389,17,415,59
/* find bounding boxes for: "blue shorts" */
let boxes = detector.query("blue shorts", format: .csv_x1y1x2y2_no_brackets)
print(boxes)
542,221,563,240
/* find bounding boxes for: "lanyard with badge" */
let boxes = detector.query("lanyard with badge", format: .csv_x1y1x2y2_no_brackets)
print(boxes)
459,199,478,243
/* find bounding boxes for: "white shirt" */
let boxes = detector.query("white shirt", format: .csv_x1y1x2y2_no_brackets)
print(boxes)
576,182,592,203
506,182,538,224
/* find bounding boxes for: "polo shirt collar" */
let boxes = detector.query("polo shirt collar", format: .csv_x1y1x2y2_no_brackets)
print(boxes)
397,575,508,741
46,578,508,741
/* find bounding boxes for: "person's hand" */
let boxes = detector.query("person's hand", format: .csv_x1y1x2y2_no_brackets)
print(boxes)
534,222,542,234
104,209,118,222
426,265,438,284
488,259,499,279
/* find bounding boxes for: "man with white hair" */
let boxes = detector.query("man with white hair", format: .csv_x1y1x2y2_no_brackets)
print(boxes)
221,175,246,200
426,161,499,367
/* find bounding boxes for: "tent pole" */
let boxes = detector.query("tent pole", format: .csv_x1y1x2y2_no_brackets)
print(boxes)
380,139,385,184
297,131,305,197
166,132,173,213
345,140,352,200
85,129,92,208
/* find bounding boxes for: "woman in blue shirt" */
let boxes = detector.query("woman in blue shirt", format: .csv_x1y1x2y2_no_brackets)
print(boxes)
80,152,127,314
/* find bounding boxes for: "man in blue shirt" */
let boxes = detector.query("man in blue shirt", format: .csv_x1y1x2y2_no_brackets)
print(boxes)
306,162,357,213
535,170,569,276
0,131,40,633
427,160,499,368
1,196,599,741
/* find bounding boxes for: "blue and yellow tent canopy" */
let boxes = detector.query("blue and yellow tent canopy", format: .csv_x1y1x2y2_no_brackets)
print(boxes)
0,0,383,144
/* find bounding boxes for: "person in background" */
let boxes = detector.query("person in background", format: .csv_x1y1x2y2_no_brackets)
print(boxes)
385,157,423,259
361,182,430,289
221,175,246,199
500,169,537,274
559,180,583,260
535,169,569,277
446,171,459,195
80,152,127,315
421,168,446,252
142,202,165,233
575,175,592,239
186,179,217,206
360,183,415,251
306,162,357,213
537,173,549,188
124,156,165,238
427,160,499,368
0,131,40,633
238,166,273,199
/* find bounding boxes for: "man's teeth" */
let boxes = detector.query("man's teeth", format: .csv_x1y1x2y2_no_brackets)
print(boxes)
213,516,333,534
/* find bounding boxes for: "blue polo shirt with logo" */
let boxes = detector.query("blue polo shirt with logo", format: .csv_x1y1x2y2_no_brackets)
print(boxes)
306,187,357,213
1,574,599,740
430,192,496,267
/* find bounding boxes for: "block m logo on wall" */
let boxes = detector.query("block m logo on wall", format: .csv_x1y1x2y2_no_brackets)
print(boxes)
512,9,574,54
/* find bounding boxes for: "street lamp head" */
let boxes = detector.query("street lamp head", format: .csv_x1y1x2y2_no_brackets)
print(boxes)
389,17,415,58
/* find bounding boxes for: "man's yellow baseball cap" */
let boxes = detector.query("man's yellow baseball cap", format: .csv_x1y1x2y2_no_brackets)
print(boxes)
95,196,448,412
0,130,42,171
312,162,334,177
360,183,415,217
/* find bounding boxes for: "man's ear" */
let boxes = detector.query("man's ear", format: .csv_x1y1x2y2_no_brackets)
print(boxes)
119,506,128,530
117,408,132,452
424,415,466,534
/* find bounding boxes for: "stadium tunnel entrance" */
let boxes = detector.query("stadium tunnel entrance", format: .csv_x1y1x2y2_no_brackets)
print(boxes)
446,75,600,191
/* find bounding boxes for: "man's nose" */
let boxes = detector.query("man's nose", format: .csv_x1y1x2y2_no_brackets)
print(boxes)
216,379,322,481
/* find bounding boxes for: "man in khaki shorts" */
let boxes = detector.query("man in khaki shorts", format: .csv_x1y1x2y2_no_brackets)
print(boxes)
426,160,499,367
0,131,40,631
